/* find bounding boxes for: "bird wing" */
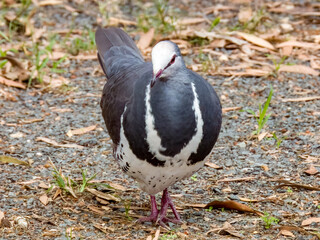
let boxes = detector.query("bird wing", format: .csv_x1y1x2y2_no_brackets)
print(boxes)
95,27,150,144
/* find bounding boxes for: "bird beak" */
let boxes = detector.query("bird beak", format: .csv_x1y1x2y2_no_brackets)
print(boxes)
151,69,163,88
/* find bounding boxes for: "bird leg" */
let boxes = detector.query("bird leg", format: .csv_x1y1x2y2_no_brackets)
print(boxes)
157,188,181,225
137,195,159,223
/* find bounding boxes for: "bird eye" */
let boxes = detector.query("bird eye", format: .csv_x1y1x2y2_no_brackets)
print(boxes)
170,55,176,65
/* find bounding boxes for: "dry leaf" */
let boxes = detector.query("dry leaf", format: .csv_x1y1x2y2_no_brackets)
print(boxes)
109,182,127,191
108,17,136,26
177,17,206,25
86,188,120,202
276,40,320,50
153,228,160,240
50,107,73,113
222,106,242,113
237,32,275,50
217,177,256,183
0,155,29,165
67,125,96,137
279,65,319,76
238,7,252,23
69,54,97,60
10,132,24,138
304,165,318,175
38,0,63,6
205,200,263,216
39,182,50,189
39,194,49,206
280,230,295,237
87,205,104,215
258,131,268,141
282,96,320,102
0,211,4,224
205,162,222,169
36,137,84,149
0,76,26,89
137,28,155,50
301,217,320,226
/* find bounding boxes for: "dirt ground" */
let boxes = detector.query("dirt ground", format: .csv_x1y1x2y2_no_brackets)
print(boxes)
0,0,319,239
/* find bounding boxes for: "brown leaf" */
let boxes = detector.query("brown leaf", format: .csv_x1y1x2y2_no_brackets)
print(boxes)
108,17,136,26
50,107,73,113
109,182,127,191
87,205,104,215
258,131,268,141
301,217,320,226
20,118,44,124
279,65,319,76
205,200,263,216
177,17,206,25
282,96,320,102
280,230,295,237
86,188,120,202
137,28,155,50
67,125,96,137
39,194,49,206
238,7,252,23
39,182,50,189
36,137,84,149
0,211,4,225
205,162,222,169
217,177,256,183
222,106,242,113
0,155,29,165
304,165,318,175
0,76,26,89
38,0,63,6
236,32,275,50
275,180,320,191
276,40,320,50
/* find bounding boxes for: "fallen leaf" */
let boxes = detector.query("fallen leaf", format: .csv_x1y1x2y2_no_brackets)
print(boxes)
177,17,206,25
237,32,275,50
0,76,26,89
217,176,256,183
38,0,63,6
301,217,320,226
258,131,268,141
10,132,24,138
238,7,252,23
86,188,120,202
205,162,222,169
153,228,160,240
39,194,49,206
304,165,318,175
50,107,73,113
282,96,320,102
137,28,155,50
276,40,320,50
69,54,97,60
0,211,4,224
0,155,29,165
222,106,242,113
279,65,319,76
205,200,263,216
280,229,295,237
87,205,104,215
20,118,44,124
275,180,320,191
109,182,127,191
36,137,84,149
108,17,136,26
66,125,96,137
39,182,50,189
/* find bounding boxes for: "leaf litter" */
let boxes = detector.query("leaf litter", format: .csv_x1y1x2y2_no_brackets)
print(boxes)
0,0,320,239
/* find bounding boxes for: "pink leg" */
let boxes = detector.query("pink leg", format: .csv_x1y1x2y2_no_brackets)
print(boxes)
157,188,181,226
137,195,159,223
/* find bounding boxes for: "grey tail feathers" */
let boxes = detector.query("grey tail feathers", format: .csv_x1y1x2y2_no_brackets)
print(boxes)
95,27,143,75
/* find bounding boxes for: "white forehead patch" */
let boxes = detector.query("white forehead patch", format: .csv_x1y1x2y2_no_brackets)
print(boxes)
151,41,177,75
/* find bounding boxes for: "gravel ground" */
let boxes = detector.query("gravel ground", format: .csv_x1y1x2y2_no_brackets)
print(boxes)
0,0,319,239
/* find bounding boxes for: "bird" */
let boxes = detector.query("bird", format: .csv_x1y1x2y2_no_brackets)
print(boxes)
95,27,222,227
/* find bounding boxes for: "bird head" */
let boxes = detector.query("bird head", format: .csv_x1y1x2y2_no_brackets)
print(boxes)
151,41,184,87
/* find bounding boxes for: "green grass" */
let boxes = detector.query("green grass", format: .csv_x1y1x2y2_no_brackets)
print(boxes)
244,86,273,135
261,212,279,229
137,0,176,35
190,174,198,181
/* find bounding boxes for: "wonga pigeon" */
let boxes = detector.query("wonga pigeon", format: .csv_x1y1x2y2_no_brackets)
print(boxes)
95,27,222,226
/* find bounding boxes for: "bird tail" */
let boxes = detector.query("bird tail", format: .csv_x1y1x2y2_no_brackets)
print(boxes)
95,27,143,76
